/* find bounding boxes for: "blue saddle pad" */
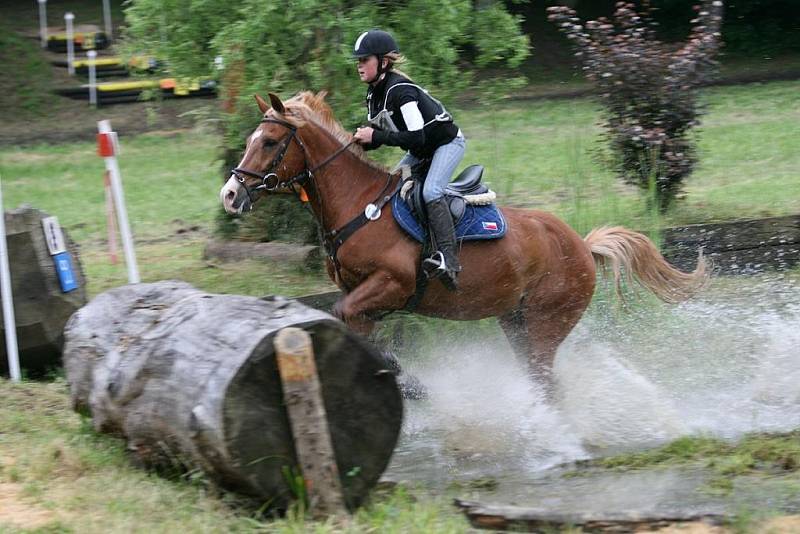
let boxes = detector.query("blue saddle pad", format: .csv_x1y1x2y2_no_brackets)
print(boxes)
391,193,507,243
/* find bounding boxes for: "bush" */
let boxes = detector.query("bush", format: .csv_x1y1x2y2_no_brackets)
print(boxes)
548,1,723,212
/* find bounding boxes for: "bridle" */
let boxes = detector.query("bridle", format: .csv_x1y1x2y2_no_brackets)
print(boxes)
231,114,404,293
230,117,355,206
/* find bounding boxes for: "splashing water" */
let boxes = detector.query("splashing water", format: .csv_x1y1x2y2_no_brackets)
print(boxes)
385,272,800,487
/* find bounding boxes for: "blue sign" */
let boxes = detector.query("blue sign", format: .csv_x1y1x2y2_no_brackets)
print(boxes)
53,252,78,292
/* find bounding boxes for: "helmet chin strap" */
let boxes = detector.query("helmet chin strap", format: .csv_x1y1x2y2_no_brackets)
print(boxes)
368,55,387,84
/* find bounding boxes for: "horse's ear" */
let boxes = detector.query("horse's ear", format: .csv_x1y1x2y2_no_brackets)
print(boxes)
317,90,329,101
268,92,285,114
255,94,269,114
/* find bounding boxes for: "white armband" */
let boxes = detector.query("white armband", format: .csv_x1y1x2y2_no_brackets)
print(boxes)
400,101,424,131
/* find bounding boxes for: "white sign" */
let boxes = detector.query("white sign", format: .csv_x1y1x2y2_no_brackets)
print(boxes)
41,216,67,255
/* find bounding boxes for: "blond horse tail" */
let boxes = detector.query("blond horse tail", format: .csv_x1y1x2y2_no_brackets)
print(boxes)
584,226,710,304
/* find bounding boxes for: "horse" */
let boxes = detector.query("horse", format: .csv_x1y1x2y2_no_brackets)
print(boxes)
220,91,708,393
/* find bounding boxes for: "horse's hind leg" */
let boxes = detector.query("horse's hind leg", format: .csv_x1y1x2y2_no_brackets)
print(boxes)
498,309,530,365
499,301,589,398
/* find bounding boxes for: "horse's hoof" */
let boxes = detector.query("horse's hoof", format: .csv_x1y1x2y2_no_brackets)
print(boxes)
378,350,427,400
399,374,428,400
376,349,399,373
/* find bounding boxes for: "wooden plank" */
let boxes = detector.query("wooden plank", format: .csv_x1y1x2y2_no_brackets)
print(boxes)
454,499,729,532
275,328,347,518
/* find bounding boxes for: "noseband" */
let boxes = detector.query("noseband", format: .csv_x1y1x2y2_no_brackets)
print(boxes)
231,117,355,205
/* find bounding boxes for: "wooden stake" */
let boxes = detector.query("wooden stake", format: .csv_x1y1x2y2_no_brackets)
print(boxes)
274,327,347,518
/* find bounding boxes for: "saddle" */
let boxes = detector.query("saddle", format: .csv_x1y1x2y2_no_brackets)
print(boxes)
401,164,492,226
392,163,507,244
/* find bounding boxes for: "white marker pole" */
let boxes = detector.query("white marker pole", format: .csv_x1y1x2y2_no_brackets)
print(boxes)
87,50,97,106
102,0,113,41
97,121,140,283
38,0,48,48
0,175,22,382
65,12,75,75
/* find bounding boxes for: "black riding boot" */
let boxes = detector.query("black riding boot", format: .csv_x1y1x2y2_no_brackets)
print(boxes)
422,197,462,291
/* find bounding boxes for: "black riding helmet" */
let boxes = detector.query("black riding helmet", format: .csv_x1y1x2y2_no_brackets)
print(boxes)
352,29,399,58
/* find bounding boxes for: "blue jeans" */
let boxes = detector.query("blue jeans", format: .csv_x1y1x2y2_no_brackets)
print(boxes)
395,135,466,203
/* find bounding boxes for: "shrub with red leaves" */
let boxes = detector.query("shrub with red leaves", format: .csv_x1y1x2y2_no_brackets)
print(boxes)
548,1,724,211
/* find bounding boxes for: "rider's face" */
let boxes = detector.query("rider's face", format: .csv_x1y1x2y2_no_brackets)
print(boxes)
357,55,380,83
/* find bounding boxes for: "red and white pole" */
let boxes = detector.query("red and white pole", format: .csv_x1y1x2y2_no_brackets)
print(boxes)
97,120,140,283
103,171,118,264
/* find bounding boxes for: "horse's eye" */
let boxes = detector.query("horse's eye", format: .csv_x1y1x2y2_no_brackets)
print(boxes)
263,139,277,148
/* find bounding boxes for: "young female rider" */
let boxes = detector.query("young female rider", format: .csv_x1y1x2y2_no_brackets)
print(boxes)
351,29,465,291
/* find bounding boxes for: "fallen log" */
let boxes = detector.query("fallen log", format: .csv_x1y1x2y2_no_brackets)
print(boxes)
203,239,319,264
454,499,728,532
63,280,402,511
662,214,800,273
1,206,86,377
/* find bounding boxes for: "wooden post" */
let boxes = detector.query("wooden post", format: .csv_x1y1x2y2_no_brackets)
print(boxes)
274,327,347,518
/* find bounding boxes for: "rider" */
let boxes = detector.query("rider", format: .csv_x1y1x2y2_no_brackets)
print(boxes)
351,29,465,291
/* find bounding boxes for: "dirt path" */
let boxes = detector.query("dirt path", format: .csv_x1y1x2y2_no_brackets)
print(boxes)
0,482,60,529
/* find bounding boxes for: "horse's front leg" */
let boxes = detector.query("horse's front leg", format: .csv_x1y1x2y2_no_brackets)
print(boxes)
333,270,410,335
334,270,426,399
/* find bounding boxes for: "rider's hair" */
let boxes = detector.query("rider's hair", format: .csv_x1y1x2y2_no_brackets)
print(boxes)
384,52,413,81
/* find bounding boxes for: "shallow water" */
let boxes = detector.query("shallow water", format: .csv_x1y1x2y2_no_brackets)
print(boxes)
384,272,800,502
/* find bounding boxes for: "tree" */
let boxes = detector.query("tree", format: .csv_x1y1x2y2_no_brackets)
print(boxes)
548,1,723,212
122,0,529,242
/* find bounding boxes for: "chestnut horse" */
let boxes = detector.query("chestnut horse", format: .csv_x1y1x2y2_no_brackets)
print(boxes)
220,91,708,390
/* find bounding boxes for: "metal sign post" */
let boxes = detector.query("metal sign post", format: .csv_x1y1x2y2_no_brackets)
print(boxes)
0,175,21,381
87,50,98,106
102,0,113,41
97,120,140,283
65,12,75,75
38,0,48,48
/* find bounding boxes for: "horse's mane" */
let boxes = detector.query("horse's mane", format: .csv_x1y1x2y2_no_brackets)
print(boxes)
268,91,387,172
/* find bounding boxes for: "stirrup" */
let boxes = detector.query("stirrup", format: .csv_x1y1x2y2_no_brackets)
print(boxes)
422,251,447,276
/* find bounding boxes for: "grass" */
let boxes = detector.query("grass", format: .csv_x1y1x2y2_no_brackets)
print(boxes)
597,433,800,474
457,80,800,233
0,379,469,533
0,129,341,298
1,49,799,531
1,80,799,299
0,131,222,244
0,22,53,117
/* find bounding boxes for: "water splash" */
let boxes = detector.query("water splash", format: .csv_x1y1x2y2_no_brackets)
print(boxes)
386,272,800,485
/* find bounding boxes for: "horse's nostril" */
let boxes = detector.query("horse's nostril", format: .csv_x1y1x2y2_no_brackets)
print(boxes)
226,189,235,201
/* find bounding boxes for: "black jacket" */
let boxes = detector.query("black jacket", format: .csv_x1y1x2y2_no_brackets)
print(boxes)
364,72,459,159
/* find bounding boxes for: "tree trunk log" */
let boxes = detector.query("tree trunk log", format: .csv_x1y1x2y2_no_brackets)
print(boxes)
1,206,87,377
63,280,402,511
